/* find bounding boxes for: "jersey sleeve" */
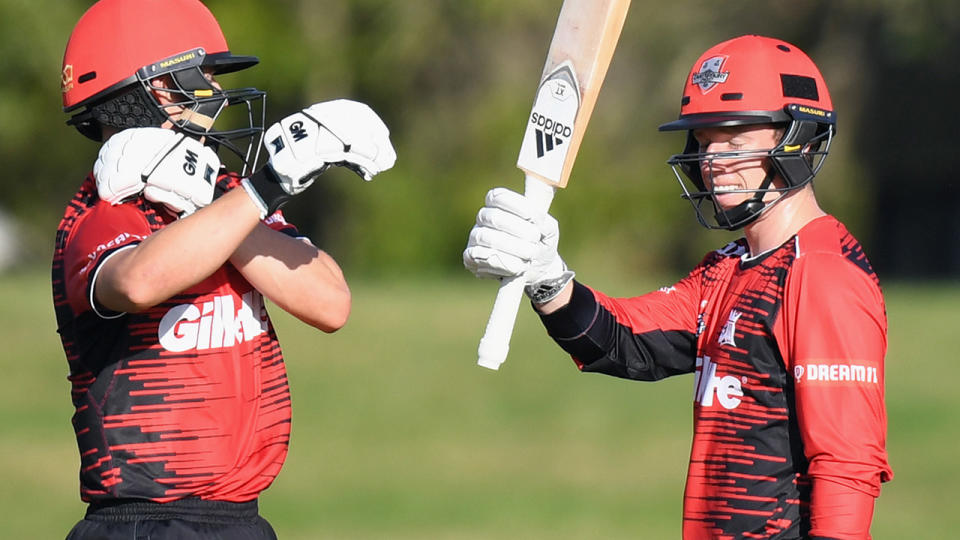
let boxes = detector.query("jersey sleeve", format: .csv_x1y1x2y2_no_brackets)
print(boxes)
263,209,301,238
62,201,152,317
537,266,703,381
782,251,893,537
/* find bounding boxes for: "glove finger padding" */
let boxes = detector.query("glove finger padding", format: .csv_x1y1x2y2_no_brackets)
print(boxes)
469,215,542,261
463,245,528,279
263,99,397,194
94,127,181,205
463,187,567,285
484,187,543,223
300,99,397,180
475,206,542,244
141,134,220,217
245,99,397,219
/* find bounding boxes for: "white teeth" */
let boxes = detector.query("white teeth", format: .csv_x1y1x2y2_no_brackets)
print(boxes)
713,185,741,192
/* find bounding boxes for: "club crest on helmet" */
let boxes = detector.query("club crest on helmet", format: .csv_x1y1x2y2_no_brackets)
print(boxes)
62,65,74,94
691,56,729,93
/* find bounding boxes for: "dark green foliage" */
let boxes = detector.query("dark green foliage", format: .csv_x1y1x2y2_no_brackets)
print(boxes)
1,0,956,278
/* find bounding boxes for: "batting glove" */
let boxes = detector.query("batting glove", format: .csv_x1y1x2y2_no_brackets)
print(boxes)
141,132,219,217
94,127,219,217
463,187,574,303
94,127,171,205
242,99,397,218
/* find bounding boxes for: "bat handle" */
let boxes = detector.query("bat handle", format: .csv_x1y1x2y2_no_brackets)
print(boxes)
477,176,556,370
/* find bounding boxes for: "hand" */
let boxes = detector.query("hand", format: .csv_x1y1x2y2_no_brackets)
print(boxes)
243,99,397,218
463,187,573,301
94,127,176,205
141,132,220,217
93,127,219,217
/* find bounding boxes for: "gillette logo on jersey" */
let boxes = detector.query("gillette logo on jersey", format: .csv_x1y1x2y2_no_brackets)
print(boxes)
693,356,744,409
159,290,268,352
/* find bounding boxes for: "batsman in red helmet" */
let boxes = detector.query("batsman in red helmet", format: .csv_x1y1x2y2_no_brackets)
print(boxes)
465,35,891,539
53,1,395,538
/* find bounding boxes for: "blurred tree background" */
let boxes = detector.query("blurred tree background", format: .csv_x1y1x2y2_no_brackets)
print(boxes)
0,0,957,281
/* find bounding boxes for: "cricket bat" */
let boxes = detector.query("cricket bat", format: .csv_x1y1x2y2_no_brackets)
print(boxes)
477,0,631,370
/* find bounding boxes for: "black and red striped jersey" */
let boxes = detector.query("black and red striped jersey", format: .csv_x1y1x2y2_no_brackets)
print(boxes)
539,215,892,539
52,174,297,503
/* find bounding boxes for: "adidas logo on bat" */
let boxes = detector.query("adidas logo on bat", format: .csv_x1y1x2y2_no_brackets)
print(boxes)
534,128,564,158
529,112,572,158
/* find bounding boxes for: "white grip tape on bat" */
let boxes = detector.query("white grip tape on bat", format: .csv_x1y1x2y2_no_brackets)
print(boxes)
477,176,556,370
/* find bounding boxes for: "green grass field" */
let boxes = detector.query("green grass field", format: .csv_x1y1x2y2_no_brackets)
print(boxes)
1,270,957,538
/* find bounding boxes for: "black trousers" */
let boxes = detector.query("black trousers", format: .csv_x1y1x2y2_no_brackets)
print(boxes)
65,498,277,540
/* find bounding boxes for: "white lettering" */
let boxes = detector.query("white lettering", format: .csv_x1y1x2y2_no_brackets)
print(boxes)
852,365,865,381
157,292,267,352
82,232,149,274
217,295,242,348
694,356,743,410
796,363,880,385
238,290,268,340
197,301,214,349
159,304,201,352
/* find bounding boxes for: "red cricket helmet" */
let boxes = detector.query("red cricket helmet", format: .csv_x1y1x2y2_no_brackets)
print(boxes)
659,35,836,230
62,0,265,174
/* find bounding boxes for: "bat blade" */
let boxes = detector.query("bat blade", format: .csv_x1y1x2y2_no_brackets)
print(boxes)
517,0,631,188
478,0,630,370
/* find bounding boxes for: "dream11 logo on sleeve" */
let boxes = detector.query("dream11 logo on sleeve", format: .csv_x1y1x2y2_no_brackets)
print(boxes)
794,362,880,385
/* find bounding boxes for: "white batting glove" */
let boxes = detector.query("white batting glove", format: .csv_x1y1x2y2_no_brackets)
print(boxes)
242,99,397,218
94,128,175,205
463,188,574,302
141,133,220,217
93,127,219,217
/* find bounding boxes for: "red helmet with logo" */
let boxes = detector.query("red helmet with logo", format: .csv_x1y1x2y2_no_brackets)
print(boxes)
62,0,265,173
659,35,836,230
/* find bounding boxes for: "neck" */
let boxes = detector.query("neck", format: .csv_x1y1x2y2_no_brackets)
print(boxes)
743,185,825,255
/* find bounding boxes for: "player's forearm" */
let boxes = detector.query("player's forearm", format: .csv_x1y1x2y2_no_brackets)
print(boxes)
808,476,877,539
96,188,262,312
536,280,607,365
230,225,351,332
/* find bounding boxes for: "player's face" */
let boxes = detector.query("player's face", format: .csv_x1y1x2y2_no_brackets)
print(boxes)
693,125,783,209
152,70,223,127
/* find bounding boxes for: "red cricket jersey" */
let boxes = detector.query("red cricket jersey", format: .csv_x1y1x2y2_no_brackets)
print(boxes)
539,215,892,539
52,174,298,503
